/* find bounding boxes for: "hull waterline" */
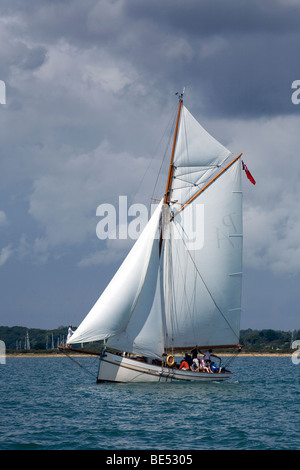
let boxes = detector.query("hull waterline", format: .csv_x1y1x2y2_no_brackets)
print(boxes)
97,351,232,383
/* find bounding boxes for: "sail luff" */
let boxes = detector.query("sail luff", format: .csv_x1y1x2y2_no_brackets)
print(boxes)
160,97,183,255
164,97,183,205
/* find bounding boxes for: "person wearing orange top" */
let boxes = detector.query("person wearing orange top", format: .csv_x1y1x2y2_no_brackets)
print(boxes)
179,360,190,370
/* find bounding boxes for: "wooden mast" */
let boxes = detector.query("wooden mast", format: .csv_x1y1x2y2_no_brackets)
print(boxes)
159,91,184,255
160,93,242,353
164,91,184,205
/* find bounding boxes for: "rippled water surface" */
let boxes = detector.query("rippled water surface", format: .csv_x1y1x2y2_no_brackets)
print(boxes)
0,355,299,450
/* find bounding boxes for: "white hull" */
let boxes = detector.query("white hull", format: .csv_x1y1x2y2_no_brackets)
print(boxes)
97,351,232,383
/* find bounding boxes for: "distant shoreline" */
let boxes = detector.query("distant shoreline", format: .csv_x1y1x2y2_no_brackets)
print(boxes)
5,352,292,358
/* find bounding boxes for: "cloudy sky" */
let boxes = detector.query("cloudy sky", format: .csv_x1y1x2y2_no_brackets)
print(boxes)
1,0,300,332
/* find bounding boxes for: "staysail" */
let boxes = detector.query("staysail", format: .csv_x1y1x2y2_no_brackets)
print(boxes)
68,201,164,354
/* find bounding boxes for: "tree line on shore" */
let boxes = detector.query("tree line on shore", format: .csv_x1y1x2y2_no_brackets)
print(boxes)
0,325,299,353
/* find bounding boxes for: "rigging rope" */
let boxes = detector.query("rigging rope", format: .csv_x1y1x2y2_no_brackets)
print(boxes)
222,347,242,369
150,104,178,208
60,349,98,378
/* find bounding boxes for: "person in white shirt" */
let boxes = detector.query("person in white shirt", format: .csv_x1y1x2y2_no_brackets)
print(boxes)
66,325,74,346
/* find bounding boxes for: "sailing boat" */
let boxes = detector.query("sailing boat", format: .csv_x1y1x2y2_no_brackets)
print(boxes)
66,91,245,383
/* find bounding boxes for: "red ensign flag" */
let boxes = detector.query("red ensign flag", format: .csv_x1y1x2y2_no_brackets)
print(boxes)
242,161,256,185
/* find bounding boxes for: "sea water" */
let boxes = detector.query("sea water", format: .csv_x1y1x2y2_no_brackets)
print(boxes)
0,355,299,450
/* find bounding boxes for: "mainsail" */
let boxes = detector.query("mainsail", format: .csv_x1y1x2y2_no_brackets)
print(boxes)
68,98,243,356
162,103,242,350
164,158,242,349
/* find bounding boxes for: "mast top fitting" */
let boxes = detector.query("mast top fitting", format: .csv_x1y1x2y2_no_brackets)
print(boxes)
175,87,185,102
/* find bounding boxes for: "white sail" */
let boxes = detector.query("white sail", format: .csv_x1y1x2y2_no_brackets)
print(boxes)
174,106,231,166
108,260,164,359
68,201,163,345
68,100,243,362
164,158,242,349
171,105,232,207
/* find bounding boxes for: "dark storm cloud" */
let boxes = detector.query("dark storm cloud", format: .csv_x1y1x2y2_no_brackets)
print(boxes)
126,0,300,35
1,0,300,329
124,0,300,118
2,0,300,118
